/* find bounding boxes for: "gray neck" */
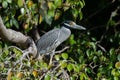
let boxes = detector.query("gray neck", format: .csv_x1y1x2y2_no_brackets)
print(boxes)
54,26,71,46
60,26,71,40
61,26,71,34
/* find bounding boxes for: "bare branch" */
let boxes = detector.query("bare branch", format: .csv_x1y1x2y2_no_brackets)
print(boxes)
0,16,29,48
55,46,69,54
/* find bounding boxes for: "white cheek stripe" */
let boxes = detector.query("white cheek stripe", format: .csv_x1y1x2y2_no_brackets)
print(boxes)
64,23,70,27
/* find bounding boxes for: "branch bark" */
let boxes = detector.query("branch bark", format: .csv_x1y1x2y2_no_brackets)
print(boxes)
0,16,37,58
0,16,29,48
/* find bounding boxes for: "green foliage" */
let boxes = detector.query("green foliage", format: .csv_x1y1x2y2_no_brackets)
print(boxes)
0,0,120,79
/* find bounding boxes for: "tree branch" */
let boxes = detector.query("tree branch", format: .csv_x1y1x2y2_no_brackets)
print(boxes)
0,16,29,48
0,16,37,58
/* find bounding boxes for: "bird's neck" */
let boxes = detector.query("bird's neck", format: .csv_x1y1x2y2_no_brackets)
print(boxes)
61,26,71,34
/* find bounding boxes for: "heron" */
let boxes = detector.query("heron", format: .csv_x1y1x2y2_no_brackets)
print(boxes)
35,20,86,65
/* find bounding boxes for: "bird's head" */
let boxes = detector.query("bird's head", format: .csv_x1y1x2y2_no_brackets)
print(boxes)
61,20,86,30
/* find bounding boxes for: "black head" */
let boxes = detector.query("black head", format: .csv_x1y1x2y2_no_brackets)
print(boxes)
60,20,86,30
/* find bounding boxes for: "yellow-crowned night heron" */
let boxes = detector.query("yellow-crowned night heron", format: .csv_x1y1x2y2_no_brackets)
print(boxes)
36,21,86,64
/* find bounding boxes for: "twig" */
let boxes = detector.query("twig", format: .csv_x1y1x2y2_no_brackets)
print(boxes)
23,0,31,21
55,46,69,54
95,42,107,53
62,70,70,80
89,62,98,74
0,46,23,57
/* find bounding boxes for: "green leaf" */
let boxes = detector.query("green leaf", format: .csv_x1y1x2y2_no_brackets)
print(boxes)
89,42,96,51
73,65,79,72
55,54,60,61
69,34,76,45
111,69,120,77
79,12,83,20
54,0,62,7
61,53,68,60
67,63,73,72
115,62,120,69
72,9,78,19
114,76,119,80
60,61,67,68
80,72,86,80
2,1,8,8
7,0,12,3
20,8,25,15
109,48,115,56
86,49,90,57
93,56,98,63
10,19,13,26
81,0,85,6
79,1,84,8
5,22,10,28
18,0,23,7
0,0,2,3
44,74,51,80
12,18,19,29
117,54,120,61
45,14,53,25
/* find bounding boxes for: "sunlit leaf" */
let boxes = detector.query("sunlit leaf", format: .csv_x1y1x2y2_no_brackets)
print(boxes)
54,12,61,20
1,62,4,69
69,34,76,45
39,15,43,24
7,71,12,80
2,1,8,8
117,54,120,61
28,0,33,8
111,69,120,77
114,76,119,80
23,23,29,29
54,0,62,7
61,53,68,60
48,2,53,9
115,62,120,69
60,61,67,68
20,8,25,15
17,72,23,79
63,3,70,11
55,54,60,61
79,1,84,8
7,0,12,3
18,0,23,7
32,70,38,77
89,42,96,51
67,63,73,72
80,72,87,80
73,65,79,73
44,74,51,80
109,48,115,56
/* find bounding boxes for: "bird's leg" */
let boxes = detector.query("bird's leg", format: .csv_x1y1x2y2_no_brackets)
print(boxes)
49,51,55,65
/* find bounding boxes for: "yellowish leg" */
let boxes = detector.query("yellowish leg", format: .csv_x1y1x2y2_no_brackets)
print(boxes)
49,51,55,66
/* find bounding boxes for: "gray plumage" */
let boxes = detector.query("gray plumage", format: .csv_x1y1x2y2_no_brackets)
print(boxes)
36,27,71,55
36,21,86,63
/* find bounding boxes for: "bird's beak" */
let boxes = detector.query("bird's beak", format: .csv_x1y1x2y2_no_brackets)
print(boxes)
74,24,86,30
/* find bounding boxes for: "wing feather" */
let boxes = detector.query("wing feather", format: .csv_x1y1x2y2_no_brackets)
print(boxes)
36,28,60,54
